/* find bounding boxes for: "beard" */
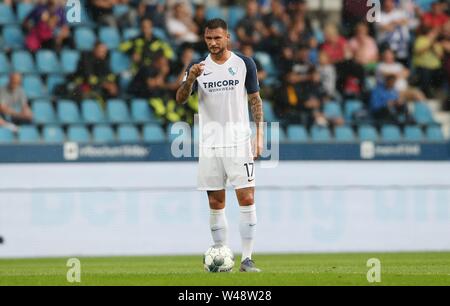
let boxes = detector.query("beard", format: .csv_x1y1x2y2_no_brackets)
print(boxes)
209,46,226,56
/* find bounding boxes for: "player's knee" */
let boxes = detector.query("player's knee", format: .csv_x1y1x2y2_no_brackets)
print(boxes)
239,194,254,206
209,198,225,210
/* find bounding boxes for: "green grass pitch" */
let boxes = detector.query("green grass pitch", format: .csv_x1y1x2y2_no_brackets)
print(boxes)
0,252,449,286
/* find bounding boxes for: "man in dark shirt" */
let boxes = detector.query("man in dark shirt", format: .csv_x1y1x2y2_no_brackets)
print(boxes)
73,42,118,100
236,0,268,49
119,18,174,75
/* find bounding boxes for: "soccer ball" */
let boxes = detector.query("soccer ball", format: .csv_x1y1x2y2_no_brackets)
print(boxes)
203,244,235,273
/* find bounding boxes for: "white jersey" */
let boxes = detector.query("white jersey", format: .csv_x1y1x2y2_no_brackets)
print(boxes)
184,51,260,148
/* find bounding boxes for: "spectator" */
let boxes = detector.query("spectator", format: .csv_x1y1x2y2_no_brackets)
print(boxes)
138,0,166,30
129,54,171,99
286,0,313,34
239,43,267,84
282,19,315,55
341,0,371,35
377,0,412,66
277,45,328,127
86,0,117,27
413,25,444,97
421,0,449,29
262,0,290,54
441,20,450,109
235,0,268,49
166,2,200,46
348,22,379,71
0,73,33,129
72,42,119,101
23,0,71,52
335,49,367,100
318,51,337,99
370,74,413,124
377,49,426,102
320,24,348,64
119,18,174,75
129,53,185,122
193,4,208,38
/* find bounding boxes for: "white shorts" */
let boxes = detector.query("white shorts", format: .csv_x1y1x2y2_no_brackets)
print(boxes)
197,141,256,191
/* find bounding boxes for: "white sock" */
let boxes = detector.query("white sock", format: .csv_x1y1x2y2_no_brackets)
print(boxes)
239,205,257,262
210,208,228,245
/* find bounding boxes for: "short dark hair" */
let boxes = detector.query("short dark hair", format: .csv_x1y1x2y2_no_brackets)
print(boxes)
205,18,228,31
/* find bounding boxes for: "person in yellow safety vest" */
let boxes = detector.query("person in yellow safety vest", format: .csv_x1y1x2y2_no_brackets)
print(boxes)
119,18,174,75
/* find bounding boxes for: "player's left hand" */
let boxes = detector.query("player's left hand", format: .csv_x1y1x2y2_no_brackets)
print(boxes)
252,133,264,160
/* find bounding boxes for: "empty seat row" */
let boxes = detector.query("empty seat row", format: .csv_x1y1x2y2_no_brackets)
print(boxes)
0,48,130,75
0,124,166,144
32,99,160,124
280,124,444,142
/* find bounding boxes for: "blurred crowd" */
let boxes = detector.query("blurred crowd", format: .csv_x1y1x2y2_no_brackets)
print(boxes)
1,0,450,129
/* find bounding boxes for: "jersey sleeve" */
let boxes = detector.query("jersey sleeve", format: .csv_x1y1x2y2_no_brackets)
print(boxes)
183,62,198,93
242,56,260,95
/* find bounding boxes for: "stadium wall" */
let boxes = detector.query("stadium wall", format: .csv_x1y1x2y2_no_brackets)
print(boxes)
0,142,449,163
0,161,449,258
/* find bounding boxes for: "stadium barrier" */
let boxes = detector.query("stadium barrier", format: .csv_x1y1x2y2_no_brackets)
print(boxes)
0,142,449,163
0,161,449,257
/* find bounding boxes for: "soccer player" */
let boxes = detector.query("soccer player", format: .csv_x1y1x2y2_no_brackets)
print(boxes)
176,19,264,272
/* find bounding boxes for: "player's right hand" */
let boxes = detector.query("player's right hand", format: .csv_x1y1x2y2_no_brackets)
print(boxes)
187,63,205,82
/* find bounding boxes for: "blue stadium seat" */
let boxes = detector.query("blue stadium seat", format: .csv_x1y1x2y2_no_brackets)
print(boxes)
311,125,331,142
143,124,165,142
18,125,40,143
61,49,80,74
228,6,246,30
287,125,308,142
0,75,9,87
99,27,121,50
23,75,46,99
110,51,131,73
93,125,115,143
12,51,35,73
107,99,130,123
131,99,156,123
404,125,424,142
3,26,24,50
47,74,65,95
0,4,16,25
17,3,34,22
426,125,444,141
153,27,169,41
254,52,276,77
335,126,355,142
82,99,105,123
324,102,343,120
414,102,435,125
0,127,14,143
266,124,287,143
36,50,61,74
263,100,276,122
118,124,141,142
113,4,130,17
123,27,140,40
358,125,378,142
381,125,402,142
345,100,363,122
67,125,90,142
206,7,226,20
0,53,10,74
58,100,81,124
43,125,65,143
32,100,56,124
74,27,96,51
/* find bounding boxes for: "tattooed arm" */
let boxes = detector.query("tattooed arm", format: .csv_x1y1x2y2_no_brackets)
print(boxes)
176,63,204,104
248,92,264,160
